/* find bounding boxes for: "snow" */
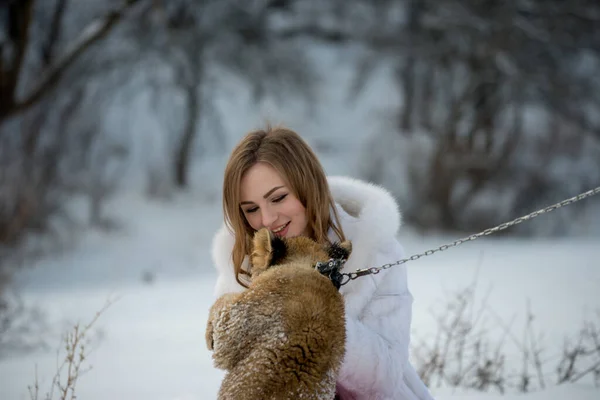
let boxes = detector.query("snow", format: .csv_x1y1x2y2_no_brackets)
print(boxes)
0,188,598,400
435,385,599,400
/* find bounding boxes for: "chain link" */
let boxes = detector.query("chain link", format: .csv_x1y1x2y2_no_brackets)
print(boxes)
339,185,600,286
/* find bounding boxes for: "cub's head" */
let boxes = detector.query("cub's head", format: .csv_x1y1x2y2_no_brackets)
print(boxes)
250,228,352,278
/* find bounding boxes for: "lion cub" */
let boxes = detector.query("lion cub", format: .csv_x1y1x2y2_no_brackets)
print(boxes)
205,228,352,400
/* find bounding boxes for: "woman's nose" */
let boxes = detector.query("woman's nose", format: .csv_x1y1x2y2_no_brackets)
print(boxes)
261,207,277,228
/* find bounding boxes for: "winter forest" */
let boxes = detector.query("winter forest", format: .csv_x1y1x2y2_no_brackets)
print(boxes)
1,0,599,399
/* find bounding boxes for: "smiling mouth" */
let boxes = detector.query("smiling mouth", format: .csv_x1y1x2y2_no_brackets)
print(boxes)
272,222,290,234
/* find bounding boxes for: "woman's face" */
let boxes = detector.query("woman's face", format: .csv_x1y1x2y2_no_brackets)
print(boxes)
239,162,308,238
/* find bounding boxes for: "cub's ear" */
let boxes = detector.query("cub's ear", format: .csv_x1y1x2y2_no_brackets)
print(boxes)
328,240,352,260
251,228,286,276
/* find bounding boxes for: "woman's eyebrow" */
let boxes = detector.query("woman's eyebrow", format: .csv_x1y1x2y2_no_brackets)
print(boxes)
240,186,284,205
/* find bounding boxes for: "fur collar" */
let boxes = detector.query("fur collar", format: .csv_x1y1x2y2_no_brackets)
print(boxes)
328,176,401,240
211,176,402,289
327,176,402,280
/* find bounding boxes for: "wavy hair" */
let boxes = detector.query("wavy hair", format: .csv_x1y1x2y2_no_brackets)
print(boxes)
222,125,345,287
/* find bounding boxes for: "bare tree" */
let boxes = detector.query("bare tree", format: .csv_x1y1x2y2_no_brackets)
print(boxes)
119,0,321,189
0,0,144,124
346,0,600,234
0,0,147,251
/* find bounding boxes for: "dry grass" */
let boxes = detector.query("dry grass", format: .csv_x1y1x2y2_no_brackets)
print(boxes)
27,299,115,400
412,276,600,394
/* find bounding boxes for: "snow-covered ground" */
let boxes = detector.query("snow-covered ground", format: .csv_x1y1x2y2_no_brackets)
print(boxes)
0,188,598,400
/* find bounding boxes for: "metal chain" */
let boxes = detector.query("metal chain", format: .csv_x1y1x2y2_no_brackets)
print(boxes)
339,185,600,286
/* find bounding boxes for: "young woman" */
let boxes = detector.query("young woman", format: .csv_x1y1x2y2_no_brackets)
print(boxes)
210,125,434,400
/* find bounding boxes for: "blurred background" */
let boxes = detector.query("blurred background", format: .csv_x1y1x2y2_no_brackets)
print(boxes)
1,1,600,399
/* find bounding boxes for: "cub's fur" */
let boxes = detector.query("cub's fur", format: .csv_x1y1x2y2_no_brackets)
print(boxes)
205,228,352,400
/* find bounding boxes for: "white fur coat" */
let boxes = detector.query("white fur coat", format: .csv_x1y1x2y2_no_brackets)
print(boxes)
211,176,435,400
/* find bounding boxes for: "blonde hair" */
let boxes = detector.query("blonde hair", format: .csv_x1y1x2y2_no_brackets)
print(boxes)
222,125,345,287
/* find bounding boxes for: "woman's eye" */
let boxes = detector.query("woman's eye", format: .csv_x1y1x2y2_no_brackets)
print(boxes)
245,207,258,214
273,194,288,203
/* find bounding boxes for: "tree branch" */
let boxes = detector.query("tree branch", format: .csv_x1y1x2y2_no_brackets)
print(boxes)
0,0,34,114
42,0,69,67
275,24,408,49
3,0,145,121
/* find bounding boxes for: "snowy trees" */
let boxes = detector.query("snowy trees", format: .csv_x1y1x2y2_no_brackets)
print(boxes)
0,0,321,252
124,0,319,188
0,0,143,249
348,0,600,235
1,0,598,256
